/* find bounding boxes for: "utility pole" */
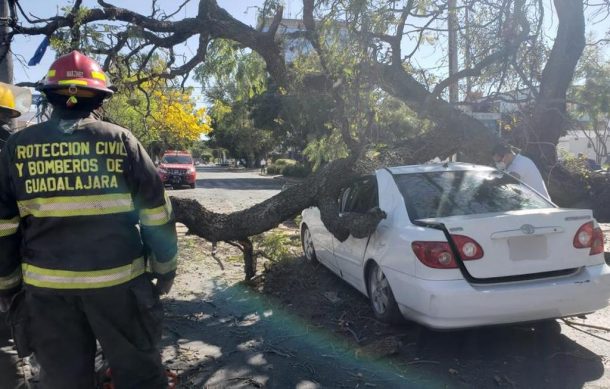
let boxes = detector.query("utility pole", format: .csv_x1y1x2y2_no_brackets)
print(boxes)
464,3,471,100
0,0,13,84
447,0,458,104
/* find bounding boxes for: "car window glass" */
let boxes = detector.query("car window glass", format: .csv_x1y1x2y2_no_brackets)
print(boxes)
394,170,552,220
344,178,378,213
162,155,193,164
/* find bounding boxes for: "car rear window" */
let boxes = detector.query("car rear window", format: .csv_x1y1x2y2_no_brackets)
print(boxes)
162,155,193,164
393,170,553,220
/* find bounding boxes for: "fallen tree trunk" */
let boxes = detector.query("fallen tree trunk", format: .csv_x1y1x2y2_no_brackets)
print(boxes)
170,157,387,278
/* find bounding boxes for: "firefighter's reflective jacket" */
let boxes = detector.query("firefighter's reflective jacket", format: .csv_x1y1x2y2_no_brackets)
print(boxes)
0,116,177,295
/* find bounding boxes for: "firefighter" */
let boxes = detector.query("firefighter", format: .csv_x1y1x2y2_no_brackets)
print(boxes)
0,83,21,152
0,51,178,388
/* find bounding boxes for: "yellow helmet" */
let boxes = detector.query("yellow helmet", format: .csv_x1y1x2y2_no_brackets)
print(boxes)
0,84,21,118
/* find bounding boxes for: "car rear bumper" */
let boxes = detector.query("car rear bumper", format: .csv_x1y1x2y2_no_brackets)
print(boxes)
387,263,610,329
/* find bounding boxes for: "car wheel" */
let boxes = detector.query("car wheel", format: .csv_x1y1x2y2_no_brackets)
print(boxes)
190,183,196,189
301,225,318,262
367,262,402,323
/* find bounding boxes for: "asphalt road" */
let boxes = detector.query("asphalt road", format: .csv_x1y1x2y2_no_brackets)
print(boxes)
168,166,283,212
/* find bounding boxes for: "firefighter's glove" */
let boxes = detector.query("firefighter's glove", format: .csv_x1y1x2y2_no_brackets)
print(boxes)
154,276,175,296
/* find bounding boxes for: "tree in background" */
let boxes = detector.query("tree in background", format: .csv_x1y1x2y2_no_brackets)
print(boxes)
196,40,274,166
104,81,212,157
569,45,610,164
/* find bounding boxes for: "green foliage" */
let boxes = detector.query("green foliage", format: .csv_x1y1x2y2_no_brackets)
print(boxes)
281,163,311,178
265,158,310,177
254,231,295,261
303,130,349,171
558,150,595,192
196,40,274,164
573,46,610,119
569,44,610,163
272,159,298,167
266,164,282,175
190,142,214,161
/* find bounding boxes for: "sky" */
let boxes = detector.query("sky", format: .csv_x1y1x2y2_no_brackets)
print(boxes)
10,1,610,88
11,0,281,84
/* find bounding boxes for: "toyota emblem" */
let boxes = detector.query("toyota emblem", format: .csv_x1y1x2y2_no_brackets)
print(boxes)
520,224,535,235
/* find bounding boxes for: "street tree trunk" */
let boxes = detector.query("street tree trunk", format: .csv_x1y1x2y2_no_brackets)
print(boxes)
521,0,585,167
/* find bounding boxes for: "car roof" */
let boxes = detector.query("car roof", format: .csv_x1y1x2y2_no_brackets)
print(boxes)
384,162,495,175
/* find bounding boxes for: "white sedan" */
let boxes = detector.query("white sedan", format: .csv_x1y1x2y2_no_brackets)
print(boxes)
301,163,610,329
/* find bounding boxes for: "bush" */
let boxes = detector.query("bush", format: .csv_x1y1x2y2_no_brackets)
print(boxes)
273,158,298,167
266,164,282,175
254,231,294,261
282,163,311,177
266,162,310,177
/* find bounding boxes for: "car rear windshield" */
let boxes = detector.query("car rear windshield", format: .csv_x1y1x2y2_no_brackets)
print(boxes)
162,155,193,164
393,170,553,220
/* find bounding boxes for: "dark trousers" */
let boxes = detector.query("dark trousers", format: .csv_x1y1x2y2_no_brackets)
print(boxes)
0,313,20,389
25,276,167,389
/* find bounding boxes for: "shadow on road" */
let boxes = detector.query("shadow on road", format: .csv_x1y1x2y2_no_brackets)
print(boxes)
163,278,430,388
161,267,605,388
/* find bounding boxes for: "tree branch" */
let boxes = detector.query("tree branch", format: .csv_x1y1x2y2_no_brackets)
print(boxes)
302,0,361,154
171,157,382,244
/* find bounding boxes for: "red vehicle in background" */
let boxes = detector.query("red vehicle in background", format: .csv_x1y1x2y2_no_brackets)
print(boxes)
157,150,197,189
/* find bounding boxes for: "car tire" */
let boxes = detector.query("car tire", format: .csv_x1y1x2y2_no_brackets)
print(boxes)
301,225,318,263
366,262,403,324
190,183,196,189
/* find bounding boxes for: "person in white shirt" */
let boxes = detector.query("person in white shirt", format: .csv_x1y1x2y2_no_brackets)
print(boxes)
492,143,551,200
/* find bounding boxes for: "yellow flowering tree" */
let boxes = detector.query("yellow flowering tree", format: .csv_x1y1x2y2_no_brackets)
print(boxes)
104,84,212,154
149,90,212,149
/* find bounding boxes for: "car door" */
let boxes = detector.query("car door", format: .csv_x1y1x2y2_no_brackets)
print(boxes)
332,177,379,292
304,207,340,274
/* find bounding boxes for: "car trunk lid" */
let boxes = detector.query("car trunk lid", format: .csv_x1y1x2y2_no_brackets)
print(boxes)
421,208,599,279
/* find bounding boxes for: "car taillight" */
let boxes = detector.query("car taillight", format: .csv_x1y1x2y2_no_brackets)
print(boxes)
573,222,593,248
412,242,456,268
452,235,484,260
591,227,605,255
412,235,484,269
573,222,605,255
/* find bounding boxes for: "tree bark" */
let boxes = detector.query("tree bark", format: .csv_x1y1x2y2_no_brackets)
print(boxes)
240,239,256,280
521,0,585,167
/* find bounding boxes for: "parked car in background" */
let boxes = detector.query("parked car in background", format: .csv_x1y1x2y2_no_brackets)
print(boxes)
301,163,610,329
157,150,197,189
